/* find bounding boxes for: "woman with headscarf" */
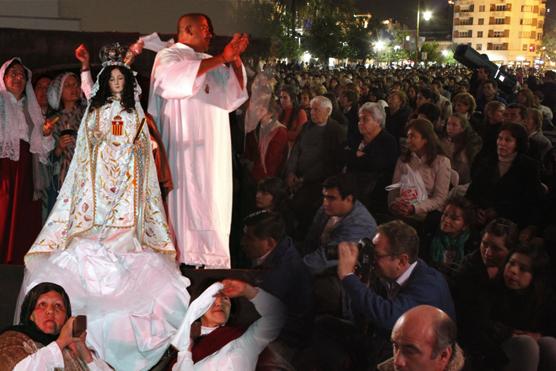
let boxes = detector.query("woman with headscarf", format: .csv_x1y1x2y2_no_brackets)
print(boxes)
18,44,190,371
0,58,54,265
46,72,86,198
172,279,285,370
0,282,111,370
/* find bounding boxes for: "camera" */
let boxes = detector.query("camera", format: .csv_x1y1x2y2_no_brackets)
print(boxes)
454,44,516,95
325,237,374,263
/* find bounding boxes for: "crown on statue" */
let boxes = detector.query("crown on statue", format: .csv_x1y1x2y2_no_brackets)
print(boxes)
99,42,132,68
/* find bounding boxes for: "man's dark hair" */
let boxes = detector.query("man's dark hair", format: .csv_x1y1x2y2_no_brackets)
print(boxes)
484,217,518,250
418,87,438,103
506,103,528,121
177,13,213,38
378,220,419,263
341,90,359,106
483,79,498,90
499,122,529,154
431,315,457,359
257,177,288,210
243,210,286,241
20,282,72,326
416,102,441,124
322,173,357,201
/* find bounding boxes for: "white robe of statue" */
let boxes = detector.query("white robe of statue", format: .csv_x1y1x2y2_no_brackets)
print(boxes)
21,97,190,371
148,42,248,268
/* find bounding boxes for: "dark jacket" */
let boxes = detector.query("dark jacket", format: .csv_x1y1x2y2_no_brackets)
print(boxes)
285,118,346,183
466,153,544,227
342,259,456,336
385,105,412,142
344,129,399,211
255,236,314,347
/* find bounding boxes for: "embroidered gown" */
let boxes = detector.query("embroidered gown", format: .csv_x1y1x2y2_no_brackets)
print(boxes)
19,98,190,371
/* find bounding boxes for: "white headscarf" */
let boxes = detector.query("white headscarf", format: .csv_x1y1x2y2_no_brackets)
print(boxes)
0,57,54,163
47,72,78,111
171,282,223,352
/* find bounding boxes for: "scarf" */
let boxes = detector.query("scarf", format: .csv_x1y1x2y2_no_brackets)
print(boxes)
430,229,470,266
191,325,246,363
0,321,58,346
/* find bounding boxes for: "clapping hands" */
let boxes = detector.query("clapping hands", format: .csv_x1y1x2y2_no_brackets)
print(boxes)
222,33,249,64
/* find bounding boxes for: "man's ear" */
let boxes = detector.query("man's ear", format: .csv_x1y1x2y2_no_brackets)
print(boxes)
346,195,354,204
398,253,410,267
438,345,453,365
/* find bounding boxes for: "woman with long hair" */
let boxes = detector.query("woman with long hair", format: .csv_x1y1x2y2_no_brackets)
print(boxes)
388,118,452,219
278,84,308,148
441,114,483,185
472,243,556,370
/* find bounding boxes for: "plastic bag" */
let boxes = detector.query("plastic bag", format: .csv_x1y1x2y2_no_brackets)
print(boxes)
385,164,428,205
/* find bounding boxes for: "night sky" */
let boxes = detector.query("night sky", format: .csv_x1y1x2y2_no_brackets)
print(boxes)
354,0,556,33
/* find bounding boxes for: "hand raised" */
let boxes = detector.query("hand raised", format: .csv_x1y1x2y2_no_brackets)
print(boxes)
75,44,90,66
221,279,258,300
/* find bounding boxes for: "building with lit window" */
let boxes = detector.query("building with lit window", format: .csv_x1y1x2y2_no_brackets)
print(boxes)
452,0,546,65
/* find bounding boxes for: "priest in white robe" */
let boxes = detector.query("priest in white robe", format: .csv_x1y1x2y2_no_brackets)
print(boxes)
148,13,249,268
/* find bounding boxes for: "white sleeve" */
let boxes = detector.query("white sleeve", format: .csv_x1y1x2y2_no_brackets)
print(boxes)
87,354,114,371
235,289,286,354
172,350,194,371
13,342,64,371
152,49,205,100
80,70,94,101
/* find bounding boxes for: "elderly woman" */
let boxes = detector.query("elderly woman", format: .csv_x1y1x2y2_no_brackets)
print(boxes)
0,282,110,370
345,102,399,212
388,118,452,219
0,58,54,264
172,280,285,370
466,123,543,228
441,114,483,185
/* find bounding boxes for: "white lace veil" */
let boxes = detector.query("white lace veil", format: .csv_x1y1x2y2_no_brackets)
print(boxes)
0,57,53,163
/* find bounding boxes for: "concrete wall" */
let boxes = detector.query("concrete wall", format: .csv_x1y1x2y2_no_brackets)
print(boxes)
0,0,266,36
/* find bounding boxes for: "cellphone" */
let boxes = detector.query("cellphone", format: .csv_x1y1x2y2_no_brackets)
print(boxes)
72,315,87,337
60,129,77,137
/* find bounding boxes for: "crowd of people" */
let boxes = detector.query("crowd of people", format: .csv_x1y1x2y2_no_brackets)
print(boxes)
1,10,556,371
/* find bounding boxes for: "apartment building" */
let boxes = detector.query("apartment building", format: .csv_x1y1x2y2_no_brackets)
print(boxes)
452,0,546,65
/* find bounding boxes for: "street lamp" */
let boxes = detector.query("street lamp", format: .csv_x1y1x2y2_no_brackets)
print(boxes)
416,0,433,63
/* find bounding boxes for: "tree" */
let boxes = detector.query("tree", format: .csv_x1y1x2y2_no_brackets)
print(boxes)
420,41,442,64
541,26,556,64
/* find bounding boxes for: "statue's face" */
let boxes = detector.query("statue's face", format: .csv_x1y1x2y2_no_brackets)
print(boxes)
109,68,125,97
30,291,67,335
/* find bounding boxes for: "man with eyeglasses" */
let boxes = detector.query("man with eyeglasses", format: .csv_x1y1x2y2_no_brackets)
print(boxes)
332,220,455,367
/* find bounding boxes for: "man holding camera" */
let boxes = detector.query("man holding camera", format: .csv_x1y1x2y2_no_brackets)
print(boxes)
337,220,455,365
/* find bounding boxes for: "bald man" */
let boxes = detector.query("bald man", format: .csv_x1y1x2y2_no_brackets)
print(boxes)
148,13,249,268
378,305,465,371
